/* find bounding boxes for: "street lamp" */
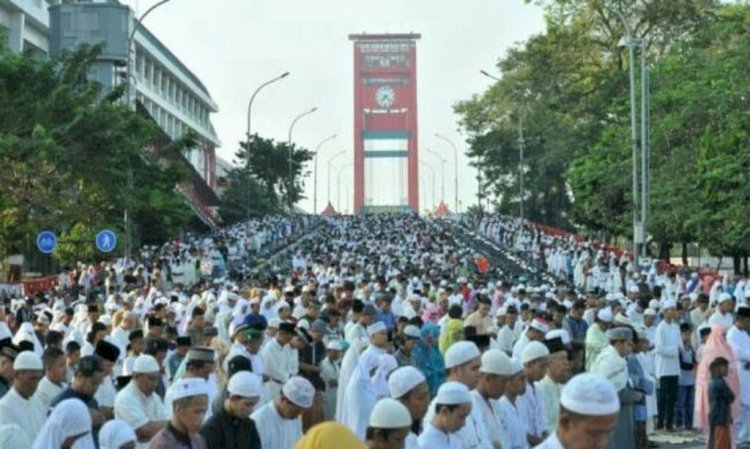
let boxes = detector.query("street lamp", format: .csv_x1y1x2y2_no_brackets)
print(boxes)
480,70,499,81
287,107,318,216
424,148,446,203
419,160,436,211
247,72,290,136
434,133,459,213
124,0,172,261
327,150,347,207
126,0,172,107
312,134,337,215
611,7,647,266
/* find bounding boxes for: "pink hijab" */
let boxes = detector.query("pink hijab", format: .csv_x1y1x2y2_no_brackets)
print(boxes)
694,325,741,438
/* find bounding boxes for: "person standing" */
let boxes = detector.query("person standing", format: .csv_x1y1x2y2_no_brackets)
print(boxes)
320,340,343,420
0,351,46,443
497,359,530,449
473,349,514,449
518,342,551,446
726,306,750,443
251,376,315,449
149,378,209,449
200,371,263,449
418,382,473,449
655,300,681,431
365,398,413,449
262,322,299,399
708,357,735,449
536,337,571,435
388,366,430,449
533,373,620,449
676,323,696,431
585,309,612,371
35,347,68,409
114,355,168,449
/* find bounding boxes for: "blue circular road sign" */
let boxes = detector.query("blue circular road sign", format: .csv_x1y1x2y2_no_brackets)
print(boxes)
36,231,57,254
95,229,117,253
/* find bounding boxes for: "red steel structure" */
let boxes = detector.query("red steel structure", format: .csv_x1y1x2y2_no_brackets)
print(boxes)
349,33,420,213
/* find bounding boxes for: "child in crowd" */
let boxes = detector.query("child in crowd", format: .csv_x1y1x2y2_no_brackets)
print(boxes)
677,322,696,430
709,357,734,449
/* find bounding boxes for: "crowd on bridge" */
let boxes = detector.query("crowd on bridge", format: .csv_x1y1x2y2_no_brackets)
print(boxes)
0,212,747,449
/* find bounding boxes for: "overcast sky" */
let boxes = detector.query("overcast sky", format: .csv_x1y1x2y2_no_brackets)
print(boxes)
125,0,546,214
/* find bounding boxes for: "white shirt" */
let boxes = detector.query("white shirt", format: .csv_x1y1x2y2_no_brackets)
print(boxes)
533,432,564,449
261,338,298,398
471,390,504,449
424,392,493,449
498,396,530,449
654,319,681,377
34,376,66,410
728,326,750,405
94,374,117,408
405,432,423,449
0,387,46,443
535,376,562,434
709,311,734,328
418,423,461,449
512,333,531,360
114,381,168,449
517,381,548,439
251,401,303,449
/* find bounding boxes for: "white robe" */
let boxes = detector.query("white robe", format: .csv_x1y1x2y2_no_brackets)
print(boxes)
34,376,66,410
498,396,530,449
728,326,750,406
261,339,298,399
0,387,46,443
251,402,302,449
341,350,379,439
471,390,504,449
94,374,117,408
418,423,461,449
424,392,494,449
320,357,340,420
517,381,548,439
405,432,423,449
114,381,168,449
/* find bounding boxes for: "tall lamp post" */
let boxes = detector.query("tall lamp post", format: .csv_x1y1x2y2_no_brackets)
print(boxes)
287,107,318,217
611,7,647,266
424,148,446,203
327,150,347,208
247,72,290,136
434,133,459,213
312,134,337,215
124,0,172,261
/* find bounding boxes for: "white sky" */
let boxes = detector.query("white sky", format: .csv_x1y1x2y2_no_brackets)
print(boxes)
125,0,546,214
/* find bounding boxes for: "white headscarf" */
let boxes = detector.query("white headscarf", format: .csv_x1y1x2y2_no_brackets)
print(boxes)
98,419,136,449
12,322,43,356
0,424,31,448
32,399,95,449
341,348,382,439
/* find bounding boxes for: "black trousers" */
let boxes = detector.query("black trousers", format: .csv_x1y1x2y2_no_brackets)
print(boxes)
658,375,679,430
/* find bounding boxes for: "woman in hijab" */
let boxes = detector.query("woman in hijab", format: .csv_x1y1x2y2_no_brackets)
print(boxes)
341,350,381,439
413,323,445,396
0,424,31,449
98,420,136,449
294,422,366,449
33,398,95,449
695,325,741,444
438,305,464,354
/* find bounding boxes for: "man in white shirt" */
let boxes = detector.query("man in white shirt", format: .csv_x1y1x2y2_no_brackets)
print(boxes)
473,349,514,449
654,299,681,431
708,293,735,328
262,321,299,399
366,398,414,449
0,351,46,443
534,373,620,449
424,341,493,449
497,306,522,355
35,347,68,409
388,366,430,449
114,354,168,449
419,381,472,449
518,342,550,446
535,338,571,435
498,359,530,449
727,306,750,443
251,376,314,449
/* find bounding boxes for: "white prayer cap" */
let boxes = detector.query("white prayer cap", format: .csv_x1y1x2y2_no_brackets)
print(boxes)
614,313,632,326
644,308,657,317
529,318,549,333
403,325,421,339
444,341,481,369
480,349,513,376
560,373,620,416
228,371,263,399
13,351,42,370
98,315,112,327
388,366,426,399
662,299,677,310
133,354,160,374
99,419,136,449
719,292,733,304
282,376,315,408
435,381,471,405
326,340,345,351
509,358,524,375
367,322,387,337
546,329,571,346
648,299,661,310
522,341,550,365
627,285,640,293
170,378,209,403
268,318,281,329
606,327,633,341
369,398,412,428
596,308,613,323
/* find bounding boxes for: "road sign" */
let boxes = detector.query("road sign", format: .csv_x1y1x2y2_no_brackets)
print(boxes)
36,231,57,254
96,229,117,253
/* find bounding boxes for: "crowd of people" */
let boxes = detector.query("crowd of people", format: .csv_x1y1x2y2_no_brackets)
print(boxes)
0,212,746,449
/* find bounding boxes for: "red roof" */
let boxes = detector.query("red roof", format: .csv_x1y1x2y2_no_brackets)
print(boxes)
321,202,338,217
434,201,451,218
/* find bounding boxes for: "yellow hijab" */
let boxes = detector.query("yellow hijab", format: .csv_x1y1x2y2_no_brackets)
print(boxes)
439,318,464,354
294,422,367,449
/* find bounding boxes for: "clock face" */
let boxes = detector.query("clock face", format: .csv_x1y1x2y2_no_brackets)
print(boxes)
375,85,396,108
